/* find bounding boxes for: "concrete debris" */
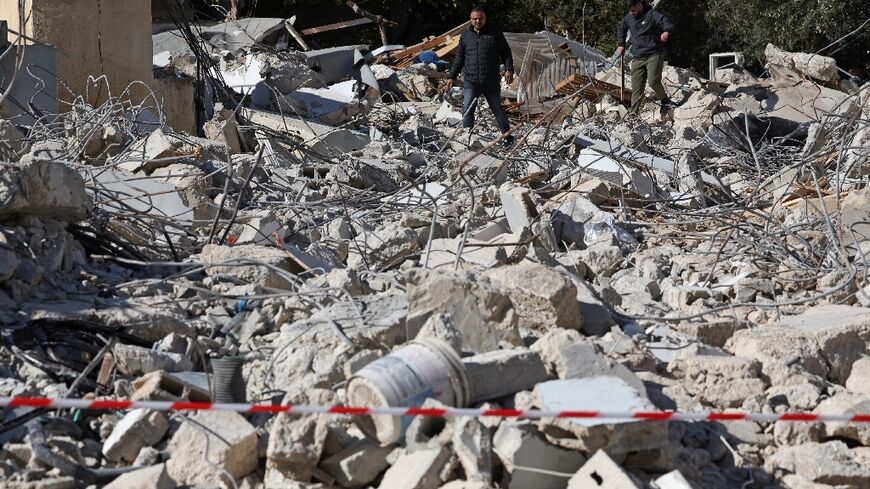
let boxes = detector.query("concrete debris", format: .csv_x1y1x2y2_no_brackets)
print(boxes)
493,422,586,489
765,44,840,84
102,409,169,463
567,450,643,489
2,6,869,489
166,411,258,487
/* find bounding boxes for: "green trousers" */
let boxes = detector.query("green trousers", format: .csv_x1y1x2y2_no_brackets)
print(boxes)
628,51,668,115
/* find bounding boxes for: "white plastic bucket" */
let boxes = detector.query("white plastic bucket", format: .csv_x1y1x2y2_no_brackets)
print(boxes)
346,339,471,445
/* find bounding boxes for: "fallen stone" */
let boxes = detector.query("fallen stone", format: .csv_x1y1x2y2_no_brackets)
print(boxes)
669,355,767,408
765,441,870,487
534,377,667,455
726,306,866,384
200,243,304,290
320,438,393,488
96,302,193,344
114,343,193,376
119,128,183,174
653,470,694,489
493,422,585,489
816,392,870,446
102,409,169,463
378,447,452,489
530,330,646,392
846,357,870,395
673,91,721,130
499,184,537,233
0,161,93,222
130,370,211,402
149,163,216,224
416,313,463,353
566,450,642,489
348,222,420,270
166,410,258,487
765,44,839,84
267,411,329,482
406,268,522,353
483,261,583,331
103,464,174,489
453,417,493,484
462,349,550,404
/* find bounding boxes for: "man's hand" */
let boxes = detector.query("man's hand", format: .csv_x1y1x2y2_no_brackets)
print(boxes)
660,32,670,42
615,46,625,56
446,79,455,91
504,71,514,84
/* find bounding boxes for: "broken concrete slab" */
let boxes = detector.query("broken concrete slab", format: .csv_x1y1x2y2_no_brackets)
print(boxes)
103,464,174,489
267,412,329,482
567,450,643,489
765,44,839,84
406,268,522,353
462,349,550,404
378,447,452,489
452,417,493,484
816,392,870,446
200,243,304,290
483,261,583,331
534,377,668,455
166,411,258,487
494,422,585,489
765,441,870,487
320,438,393,488
0,161,93,223
102,409,169,463
846,357,870,395
113,343,193,376
668,355,768,408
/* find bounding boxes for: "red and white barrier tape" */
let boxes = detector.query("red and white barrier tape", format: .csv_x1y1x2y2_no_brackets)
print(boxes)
3,396,870,423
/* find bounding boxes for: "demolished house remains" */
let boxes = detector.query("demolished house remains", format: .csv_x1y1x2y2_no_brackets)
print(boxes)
0,0,869,488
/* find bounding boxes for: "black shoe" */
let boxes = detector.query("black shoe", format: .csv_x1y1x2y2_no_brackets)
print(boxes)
501,134,515,148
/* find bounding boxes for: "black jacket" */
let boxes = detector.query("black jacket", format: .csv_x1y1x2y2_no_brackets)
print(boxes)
449,24,514,86
617,3,674,58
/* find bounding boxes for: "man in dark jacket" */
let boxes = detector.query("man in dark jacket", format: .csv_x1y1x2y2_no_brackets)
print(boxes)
616,0,674,117
446,6,514,141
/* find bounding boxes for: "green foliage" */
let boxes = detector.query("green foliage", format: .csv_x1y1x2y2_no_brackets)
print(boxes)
705,0,870,70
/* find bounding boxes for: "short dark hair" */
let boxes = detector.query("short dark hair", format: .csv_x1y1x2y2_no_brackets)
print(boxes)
471,5,486,14
626,0,642,7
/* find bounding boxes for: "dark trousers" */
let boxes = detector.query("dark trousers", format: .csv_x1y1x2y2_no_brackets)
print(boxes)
462,83,510,134
629,51,669,115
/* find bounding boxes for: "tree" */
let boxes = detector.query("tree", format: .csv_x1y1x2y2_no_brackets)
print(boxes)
705,0,870,71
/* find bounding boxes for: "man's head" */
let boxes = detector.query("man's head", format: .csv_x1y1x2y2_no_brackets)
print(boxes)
626,0,645,16
470,6,486,31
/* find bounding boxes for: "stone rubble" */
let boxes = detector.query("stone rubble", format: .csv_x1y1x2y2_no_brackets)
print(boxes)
0,7,868,489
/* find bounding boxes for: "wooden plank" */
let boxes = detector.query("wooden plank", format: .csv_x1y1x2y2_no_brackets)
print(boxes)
433,36,460,59
301,18,372,35
390,21,470,62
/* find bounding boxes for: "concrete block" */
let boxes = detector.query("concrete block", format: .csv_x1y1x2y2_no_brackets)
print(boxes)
452,417,493,484
493,422,585,489
320,439,393,488
567,450,642,488
653,470,694,489
103,464,174,489
378,447,452,489
102,409,168,463
483,261,583,331
535,377,667,455
166,411,258,487
462,349,550,404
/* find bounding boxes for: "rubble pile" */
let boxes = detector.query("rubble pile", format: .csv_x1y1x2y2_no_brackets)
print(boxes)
0,12,869,489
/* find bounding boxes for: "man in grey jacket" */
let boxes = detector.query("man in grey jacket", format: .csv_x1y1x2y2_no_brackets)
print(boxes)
616,0,674,117
446,6,514,142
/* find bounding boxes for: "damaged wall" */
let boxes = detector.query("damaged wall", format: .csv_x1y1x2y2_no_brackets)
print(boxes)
0,0,153,107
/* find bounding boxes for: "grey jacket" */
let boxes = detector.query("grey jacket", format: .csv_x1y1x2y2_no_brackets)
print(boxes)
617,3,674,58
449,24,514,86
